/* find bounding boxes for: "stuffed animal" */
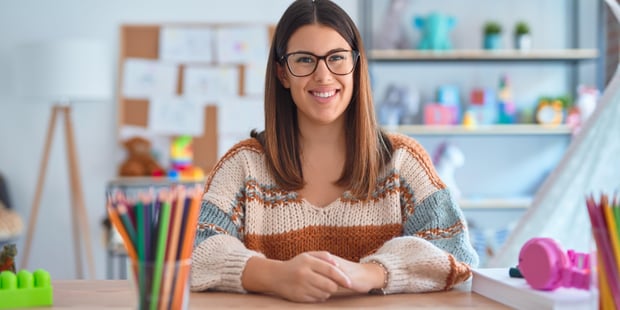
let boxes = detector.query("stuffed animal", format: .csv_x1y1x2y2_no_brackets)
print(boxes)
373,0,411,49
118,137,164,177
414,12,456,50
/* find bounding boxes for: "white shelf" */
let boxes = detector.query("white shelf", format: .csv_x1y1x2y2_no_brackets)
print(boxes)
368,49,599,62
459,197,532,209
386,124,573,136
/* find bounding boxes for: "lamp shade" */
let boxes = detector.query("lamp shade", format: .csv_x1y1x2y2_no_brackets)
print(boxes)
14,39,112,101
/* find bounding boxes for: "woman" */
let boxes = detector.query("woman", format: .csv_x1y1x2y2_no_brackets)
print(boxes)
191,0,478,303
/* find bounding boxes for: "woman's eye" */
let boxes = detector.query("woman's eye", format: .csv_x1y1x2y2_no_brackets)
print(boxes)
296,56,315,64
328,54,345,62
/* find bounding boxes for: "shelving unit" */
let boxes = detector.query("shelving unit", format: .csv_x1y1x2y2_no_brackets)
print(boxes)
368,49,599,62
359,1,602,264
459,197,531,210
390,124,573,136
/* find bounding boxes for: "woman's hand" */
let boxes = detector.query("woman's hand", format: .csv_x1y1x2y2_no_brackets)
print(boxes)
327,256,387,294
242,252,352,303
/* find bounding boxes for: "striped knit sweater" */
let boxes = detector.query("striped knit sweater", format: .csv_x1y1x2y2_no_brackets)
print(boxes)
191,133,479,294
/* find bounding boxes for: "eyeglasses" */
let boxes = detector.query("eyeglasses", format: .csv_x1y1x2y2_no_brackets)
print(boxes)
280,50,359,77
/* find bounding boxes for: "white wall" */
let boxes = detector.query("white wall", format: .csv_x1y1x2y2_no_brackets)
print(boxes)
0,0,357,280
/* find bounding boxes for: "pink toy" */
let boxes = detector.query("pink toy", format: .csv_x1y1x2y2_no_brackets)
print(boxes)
518,237,591,291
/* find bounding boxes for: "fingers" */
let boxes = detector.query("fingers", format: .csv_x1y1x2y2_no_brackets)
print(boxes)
307,252,352,289
307,251,338,266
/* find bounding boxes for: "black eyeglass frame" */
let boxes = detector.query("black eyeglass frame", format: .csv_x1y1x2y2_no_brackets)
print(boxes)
279,50,360,77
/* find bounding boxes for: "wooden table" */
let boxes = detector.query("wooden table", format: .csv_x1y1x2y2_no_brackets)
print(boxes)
34,280,510,309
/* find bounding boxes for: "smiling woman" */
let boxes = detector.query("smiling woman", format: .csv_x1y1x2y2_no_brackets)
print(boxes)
190,0,478,303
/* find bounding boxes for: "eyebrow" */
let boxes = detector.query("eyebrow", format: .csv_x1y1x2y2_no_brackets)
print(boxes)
288,48,350,55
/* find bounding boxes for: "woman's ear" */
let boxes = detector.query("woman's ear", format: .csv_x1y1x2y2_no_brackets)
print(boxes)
277,63,290,89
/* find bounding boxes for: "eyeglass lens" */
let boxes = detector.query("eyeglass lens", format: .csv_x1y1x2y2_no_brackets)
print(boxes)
285,51,357,77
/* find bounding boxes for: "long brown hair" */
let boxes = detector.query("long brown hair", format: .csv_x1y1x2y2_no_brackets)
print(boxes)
252,0,392,198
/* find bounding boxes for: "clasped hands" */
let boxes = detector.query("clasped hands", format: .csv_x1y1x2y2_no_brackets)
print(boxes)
241,251,386,303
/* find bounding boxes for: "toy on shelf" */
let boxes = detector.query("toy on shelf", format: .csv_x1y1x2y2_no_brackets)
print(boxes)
378,84,407,126
118,137,165,177
168,135,204,181
0,269,53,309
576,85,600,124
497,75,516,124
437,85,461,124
467,87,496,125
424,85,461,125
414,12,456,51
373,0,410,49
377,84,420,125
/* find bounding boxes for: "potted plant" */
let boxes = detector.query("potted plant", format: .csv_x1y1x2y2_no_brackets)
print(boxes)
483,21,502,50
514,21,532,51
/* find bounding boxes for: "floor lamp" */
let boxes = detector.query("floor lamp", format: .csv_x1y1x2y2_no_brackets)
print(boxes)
14,39,112,279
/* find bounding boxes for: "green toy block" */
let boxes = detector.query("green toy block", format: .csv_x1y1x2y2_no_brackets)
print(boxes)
0,269,53,309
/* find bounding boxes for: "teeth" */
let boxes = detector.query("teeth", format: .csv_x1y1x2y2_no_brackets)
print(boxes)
313,91,335,98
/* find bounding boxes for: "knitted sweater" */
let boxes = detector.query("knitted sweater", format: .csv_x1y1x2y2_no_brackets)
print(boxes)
191,133,479,294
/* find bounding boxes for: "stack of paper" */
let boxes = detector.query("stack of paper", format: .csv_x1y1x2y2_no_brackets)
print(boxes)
472,268,595,310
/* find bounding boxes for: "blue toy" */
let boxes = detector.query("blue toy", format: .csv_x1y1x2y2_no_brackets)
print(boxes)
414,12,456,50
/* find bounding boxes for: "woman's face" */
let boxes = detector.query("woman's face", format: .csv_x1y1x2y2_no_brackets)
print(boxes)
278,24,355,128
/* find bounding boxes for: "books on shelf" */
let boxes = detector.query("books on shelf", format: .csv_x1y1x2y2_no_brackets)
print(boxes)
472,268,595,310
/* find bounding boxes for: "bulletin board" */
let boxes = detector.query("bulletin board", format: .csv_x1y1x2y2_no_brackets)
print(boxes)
117,23,274,173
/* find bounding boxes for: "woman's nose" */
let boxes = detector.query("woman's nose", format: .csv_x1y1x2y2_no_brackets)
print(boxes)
313,59,333,82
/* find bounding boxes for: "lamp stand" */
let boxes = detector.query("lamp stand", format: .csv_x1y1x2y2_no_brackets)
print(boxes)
20,104,95,279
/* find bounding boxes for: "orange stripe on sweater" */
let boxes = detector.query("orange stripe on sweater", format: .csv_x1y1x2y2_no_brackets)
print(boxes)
245,224,402,262
443,254,472,290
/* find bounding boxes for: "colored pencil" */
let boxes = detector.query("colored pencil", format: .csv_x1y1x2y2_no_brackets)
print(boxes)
587,194,620,308
106,202,138,261
171,188,202,309
150,193,173,310
159,188,187,310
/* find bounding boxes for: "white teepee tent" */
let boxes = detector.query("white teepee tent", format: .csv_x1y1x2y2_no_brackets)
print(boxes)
489,0,620,267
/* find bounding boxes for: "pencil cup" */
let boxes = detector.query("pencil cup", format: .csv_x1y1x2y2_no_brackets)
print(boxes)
131,259,191,310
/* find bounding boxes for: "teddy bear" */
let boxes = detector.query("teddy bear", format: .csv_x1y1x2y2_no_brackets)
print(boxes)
118,136,164,177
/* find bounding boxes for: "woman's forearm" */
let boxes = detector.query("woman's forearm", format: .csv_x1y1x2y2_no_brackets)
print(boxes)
241,256,281,293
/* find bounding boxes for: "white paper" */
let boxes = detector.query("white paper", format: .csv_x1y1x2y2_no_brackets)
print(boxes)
215,26,269,64
243,61,266,96
183,66,239,101
159,27,214,63
217,97,264,156
122,58,178,99
148,96,204,136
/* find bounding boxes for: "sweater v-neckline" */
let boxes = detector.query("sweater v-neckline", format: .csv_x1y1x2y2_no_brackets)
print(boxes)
298,191,349,211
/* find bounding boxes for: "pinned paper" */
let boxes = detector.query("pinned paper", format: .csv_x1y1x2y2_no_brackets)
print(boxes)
148,96,204,136
183,66,239,101
122,58,178,99
159,27,214,63
215,26,269,64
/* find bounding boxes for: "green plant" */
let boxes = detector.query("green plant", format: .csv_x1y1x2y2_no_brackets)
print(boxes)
514,21,530,36
483,21,502,35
